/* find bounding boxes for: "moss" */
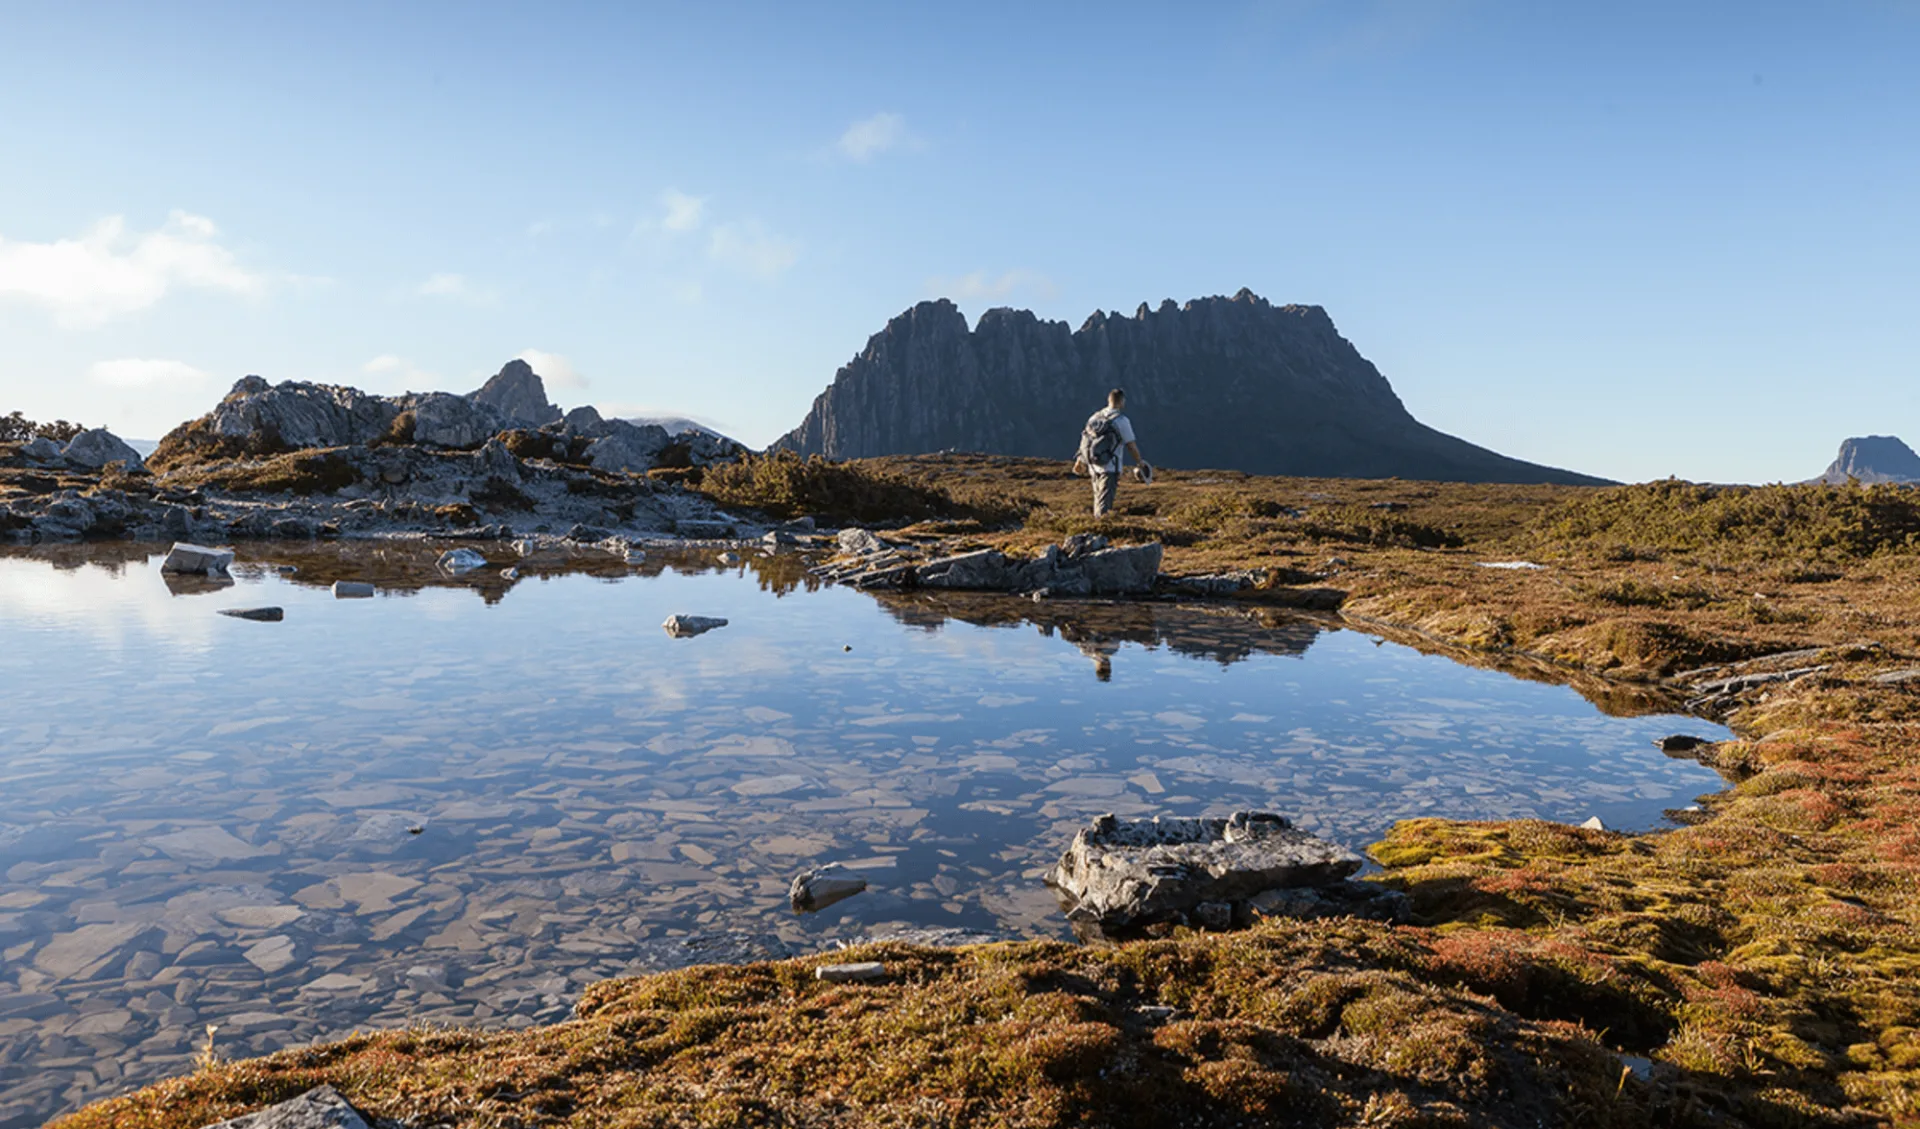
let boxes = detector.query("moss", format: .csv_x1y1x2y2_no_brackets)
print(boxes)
165,448,362,495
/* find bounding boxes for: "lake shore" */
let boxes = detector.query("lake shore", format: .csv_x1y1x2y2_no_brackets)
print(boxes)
44,454,1920,1127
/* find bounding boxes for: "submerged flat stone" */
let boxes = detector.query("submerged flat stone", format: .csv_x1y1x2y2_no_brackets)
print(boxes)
1048,811,1361,932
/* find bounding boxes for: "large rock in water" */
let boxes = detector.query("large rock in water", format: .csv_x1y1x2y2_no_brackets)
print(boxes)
471,359,561,428
1049,811,1363,933
773,290,1609,485
1813,435,1920,484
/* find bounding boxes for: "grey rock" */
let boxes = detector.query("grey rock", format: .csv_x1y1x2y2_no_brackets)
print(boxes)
17,435,64,463
1191,901,1233,930
206,379,403,451
411,391,500,449
662,614,727,638
437,547,488,573
1078,542,1163,595
790,864,868,913
585,420,673,474
61,427,146,469
1874,668,1920,685
837,527,887,555
200,1084,369,1129
219,607,285,622
674,518,734,539
470,359,561,428
562,404,605,434
1049,811,1361,933
764,529,801,548
332,581,376,599
815,961,886,983
161,542,235,575
1655,735,1711,754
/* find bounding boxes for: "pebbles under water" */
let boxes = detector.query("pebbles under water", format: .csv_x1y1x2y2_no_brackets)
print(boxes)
0,542,1729,1124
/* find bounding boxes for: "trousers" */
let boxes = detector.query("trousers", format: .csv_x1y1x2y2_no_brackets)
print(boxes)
1091,471,1119,516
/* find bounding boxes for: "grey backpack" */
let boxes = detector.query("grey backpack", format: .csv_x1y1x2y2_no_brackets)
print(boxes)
1080,412,1122,469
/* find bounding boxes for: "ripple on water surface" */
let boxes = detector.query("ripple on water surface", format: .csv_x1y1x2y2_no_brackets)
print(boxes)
0,543,1730,1124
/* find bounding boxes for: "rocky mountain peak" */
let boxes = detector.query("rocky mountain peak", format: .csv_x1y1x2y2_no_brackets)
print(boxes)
472,360,561,428
1816,435,1920,484
775,289,1607,485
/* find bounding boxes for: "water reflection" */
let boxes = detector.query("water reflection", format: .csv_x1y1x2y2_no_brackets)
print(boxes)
0,543,1730,1125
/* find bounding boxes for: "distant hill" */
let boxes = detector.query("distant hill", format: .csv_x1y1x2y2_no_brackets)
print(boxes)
773,289,1609,485
1813,436,1920,484
628,416,738,444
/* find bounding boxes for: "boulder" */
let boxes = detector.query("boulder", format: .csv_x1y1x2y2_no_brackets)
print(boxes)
199,1084,370,1129
789,864,868,912
584,421,672,474
411,392,500,449
61,428,144,469
208,379,402,450
161,543,235,575
1048,811,1361,934
1078,542,1163,595
663,614,728,638
17,436,65,464
219,607,285,622
437,547,489,573
562,405,606,434
470,359,561,428
837,527,887,555
815,961,886,983
332,581,375,599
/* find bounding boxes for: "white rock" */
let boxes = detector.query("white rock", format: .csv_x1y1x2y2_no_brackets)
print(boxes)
663,614,728,638
1477,561,1547,571
61,427,145,469
437,547,488,573
1580,815,1607,831
815,961,886,983
332,581,376,599
161,542,234,575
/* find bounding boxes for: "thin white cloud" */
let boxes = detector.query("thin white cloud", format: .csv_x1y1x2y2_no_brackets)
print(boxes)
515,348,588,390
0,211,264,328
660,189,706,233
361,354,439,393
928,269,1058,303
837,112,913,162
87,358,213,389
414,273,498,305
707,221,800,280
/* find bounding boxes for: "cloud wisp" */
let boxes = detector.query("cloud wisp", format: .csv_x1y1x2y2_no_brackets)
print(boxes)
515,348,588,390
707,221,800,281
660,190,706,233
361,354,440,393
927,268,1058,303
0,211,264,328
87,358,213,389
836,112,914,162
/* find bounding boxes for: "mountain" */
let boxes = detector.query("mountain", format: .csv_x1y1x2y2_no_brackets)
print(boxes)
772,289,1608,485
628,416,739,444
1814,436,1920,484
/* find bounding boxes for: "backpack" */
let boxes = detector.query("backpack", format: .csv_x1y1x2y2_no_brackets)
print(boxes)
1079,410,1124,471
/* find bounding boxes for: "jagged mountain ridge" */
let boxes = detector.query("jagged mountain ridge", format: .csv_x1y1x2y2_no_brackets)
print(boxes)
1814,436,1920,484
774,289,1608,485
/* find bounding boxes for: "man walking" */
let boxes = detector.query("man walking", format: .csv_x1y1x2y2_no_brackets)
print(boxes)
1073,388,1152,517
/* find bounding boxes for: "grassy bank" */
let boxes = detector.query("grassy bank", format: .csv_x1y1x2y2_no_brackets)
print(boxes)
59,457,1920,1127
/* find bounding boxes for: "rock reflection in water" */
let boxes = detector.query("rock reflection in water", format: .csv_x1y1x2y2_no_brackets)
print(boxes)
0,544,1730,1125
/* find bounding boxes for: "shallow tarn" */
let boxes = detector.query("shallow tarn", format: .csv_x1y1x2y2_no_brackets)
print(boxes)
0,542,1729,1124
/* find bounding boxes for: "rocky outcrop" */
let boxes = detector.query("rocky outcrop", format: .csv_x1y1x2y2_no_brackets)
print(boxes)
411,392,498,449
61,428,145,470
1814,436,1920,484
1048,811,1403,938
775,290,1609,485
472,359,562,428
817,533,1163,596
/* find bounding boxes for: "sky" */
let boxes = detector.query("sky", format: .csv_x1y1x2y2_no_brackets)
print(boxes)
1,1,1915,483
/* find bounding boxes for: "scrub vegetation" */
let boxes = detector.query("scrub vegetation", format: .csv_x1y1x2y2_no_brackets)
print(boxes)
57,454,1920,1127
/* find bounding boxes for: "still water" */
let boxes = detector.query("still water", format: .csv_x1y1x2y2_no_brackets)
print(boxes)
0,543,1728,1123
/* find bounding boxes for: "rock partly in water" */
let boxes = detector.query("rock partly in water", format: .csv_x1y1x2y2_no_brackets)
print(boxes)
790,863,869,912
219,607,285,622
901,538,1165,597
1655,735,1711,754
199,1084,370,1129
1048,811,1364,937
161,542,235,575
662,614,728,638
61,427,145,470
332,581,376,599
437,547,489,573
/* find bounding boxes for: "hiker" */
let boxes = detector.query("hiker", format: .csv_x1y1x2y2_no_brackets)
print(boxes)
1072,388,1152,517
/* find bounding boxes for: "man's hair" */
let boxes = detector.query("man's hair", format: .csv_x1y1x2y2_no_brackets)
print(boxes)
1108,388,1126,407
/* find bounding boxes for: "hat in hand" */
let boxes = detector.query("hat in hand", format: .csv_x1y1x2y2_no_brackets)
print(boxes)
1132,464,1154,484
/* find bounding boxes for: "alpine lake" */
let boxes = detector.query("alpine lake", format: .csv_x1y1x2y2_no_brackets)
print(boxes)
0,541,1731,1125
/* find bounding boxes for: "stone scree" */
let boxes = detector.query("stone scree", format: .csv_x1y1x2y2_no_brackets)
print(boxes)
1049,811,1406,936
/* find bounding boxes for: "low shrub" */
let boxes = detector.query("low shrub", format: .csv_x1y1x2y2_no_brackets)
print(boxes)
700,451,1011,525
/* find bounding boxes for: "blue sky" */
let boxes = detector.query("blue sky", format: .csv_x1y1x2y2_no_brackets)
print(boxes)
1,1,1914,482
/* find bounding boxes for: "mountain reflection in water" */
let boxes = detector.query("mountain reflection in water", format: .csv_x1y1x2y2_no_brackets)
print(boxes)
0,543,1728,1126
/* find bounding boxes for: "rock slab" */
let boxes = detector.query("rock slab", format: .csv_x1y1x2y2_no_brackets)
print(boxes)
790,863,868,912
1049,811,1362,933
201,1084,369,1129
815,961,886,984
161,542,235,575
220,606,285,622
663,614,728,638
